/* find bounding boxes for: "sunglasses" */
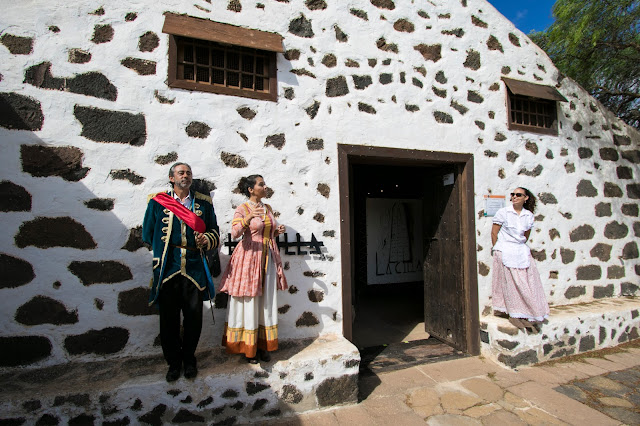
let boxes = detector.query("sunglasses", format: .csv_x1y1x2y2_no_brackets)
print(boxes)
510,193,526,198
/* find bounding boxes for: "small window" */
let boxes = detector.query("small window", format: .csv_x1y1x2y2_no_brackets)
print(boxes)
503,77,567,136
163,13,283,101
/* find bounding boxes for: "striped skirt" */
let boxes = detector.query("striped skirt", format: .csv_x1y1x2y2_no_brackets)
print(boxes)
492,251,549,322
222,250,278,358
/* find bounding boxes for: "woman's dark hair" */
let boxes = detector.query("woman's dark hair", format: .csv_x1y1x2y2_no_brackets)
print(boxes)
518,187,536,213
237,175,263,197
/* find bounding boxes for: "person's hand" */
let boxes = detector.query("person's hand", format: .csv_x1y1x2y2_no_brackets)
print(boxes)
250,206,265,220
194,232,207,249
275,224,285,236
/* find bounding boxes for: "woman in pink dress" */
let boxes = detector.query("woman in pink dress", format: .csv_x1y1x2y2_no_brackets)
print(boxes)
219,175,288,363
491,187,549,331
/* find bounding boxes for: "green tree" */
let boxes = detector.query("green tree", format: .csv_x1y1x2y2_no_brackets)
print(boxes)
530,0,640,129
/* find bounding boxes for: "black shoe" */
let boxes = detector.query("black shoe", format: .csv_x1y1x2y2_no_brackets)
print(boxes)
166,365,181,382
246,356,259,364
184,362,198,379
258,349,271,362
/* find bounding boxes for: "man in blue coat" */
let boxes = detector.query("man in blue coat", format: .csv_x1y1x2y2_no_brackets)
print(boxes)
142,162,219,382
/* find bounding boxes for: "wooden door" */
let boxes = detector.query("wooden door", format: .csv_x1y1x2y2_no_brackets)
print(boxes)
423,166,467,351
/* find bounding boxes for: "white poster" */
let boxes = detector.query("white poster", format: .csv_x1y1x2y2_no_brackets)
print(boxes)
366,198,424,285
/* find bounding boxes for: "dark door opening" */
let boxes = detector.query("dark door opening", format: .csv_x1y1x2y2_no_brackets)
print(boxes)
338,145,480,373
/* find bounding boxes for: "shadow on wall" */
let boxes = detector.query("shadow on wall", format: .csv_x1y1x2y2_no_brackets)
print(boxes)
0,91,164,369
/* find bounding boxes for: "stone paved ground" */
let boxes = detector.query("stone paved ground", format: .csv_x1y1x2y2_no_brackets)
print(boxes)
261,339,640,425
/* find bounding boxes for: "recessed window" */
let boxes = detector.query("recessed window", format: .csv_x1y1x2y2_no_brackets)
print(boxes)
503,77,567,136
163,13,283,101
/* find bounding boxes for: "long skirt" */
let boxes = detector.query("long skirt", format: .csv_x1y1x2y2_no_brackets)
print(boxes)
222,250,278,358
492,251,549,322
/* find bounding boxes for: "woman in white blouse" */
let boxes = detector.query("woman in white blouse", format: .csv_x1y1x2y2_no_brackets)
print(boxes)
491,187,549,331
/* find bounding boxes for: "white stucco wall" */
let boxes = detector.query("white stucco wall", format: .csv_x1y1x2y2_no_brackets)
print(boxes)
1,0,638,368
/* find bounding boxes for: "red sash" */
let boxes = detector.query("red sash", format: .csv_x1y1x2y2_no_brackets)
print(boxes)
152,192,206,233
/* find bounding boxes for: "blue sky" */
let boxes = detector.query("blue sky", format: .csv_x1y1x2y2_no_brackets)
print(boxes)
487,0,556,34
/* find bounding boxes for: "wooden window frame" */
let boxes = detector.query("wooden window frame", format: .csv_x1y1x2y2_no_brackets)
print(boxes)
163,13,283,102
503,77,567,136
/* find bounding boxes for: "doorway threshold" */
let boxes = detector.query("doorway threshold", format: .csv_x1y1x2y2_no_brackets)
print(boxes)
359,337,467,375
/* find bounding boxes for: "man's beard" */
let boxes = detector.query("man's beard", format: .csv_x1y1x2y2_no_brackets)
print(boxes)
175,180,191,190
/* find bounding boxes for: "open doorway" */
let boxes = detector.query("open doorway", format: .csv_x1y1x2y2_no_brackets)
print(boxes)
338,145,480,372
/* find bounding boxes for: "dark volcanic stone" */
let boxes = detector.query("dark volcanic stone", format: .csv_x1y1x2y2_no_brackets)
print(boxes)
122,226,145,251
307,138,324,150
358,102,376,114
118,287,157,316
121,57,156,75
607,265,625,280
69,414,95,426
278,304,291,314
463,49,481,70
296,311,320,327
0,181,32,212
467,91,483,103
317,183,330,198
579,335,595,352
577,147,593,159
289,14,314,38
64,327,129,355
394,18,414,33
74,105,146,145
613,134,631,146
305,101,320,118
595,202,612,217
335,25,348,42
451,101,468,115
590,243,612,261
0,253,35,289
576,265,601,280
185,121,211,138
35,414,59,425
486,35,503,52
1,33,33,54
560,248,575,264
25,62,117,101
84,198,114,211
627,183,640,199
68,49,92,64
565,286,586,299
15,217,96,249
326,76,349,97
246,382,270,395
593,284,614,299
125,12,138,21
622,241,639,259
237,107,256,120
316,374,358,406
265,133,286,149
322,53,337,67
371,0,395,10
497,350,538,368
222,389,239,399
21,145,89,181
91,24,114,43
538,193,557,204
16,296,78,325
622,204,639,216
576,180,597,197
621,150,640,163
604,221,628,239
280,384,303,404
433,111,453,124
306,0,326,10
0,92,44,131
414,44,441,62
621,282,639,296
172,409,204,423
307,289,324,302
68,261,132,285
569,225,595,242
478,262,490,276
352,75,373,90
599,148,619,161
508,33,521,46
138,32,159,52
110,169,144,185
604,182,623,197
251,399,268,411
497,340,519,350
138,404,166,426
53,394,91,407
221,152,248,168
0,335,52,366
228,0,242,12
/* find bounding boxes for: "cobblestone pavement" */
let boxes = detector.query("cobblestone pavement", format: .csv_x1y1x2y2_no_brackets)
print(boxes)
262,340,640,425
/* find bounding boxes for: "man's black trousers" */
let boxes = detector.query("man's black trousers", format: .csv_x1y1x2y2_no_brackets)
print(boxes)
158,275,203,368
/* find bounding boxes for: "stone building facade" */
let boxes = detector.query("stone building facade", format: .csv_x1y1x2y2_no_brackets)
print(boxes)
1,0,639,422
